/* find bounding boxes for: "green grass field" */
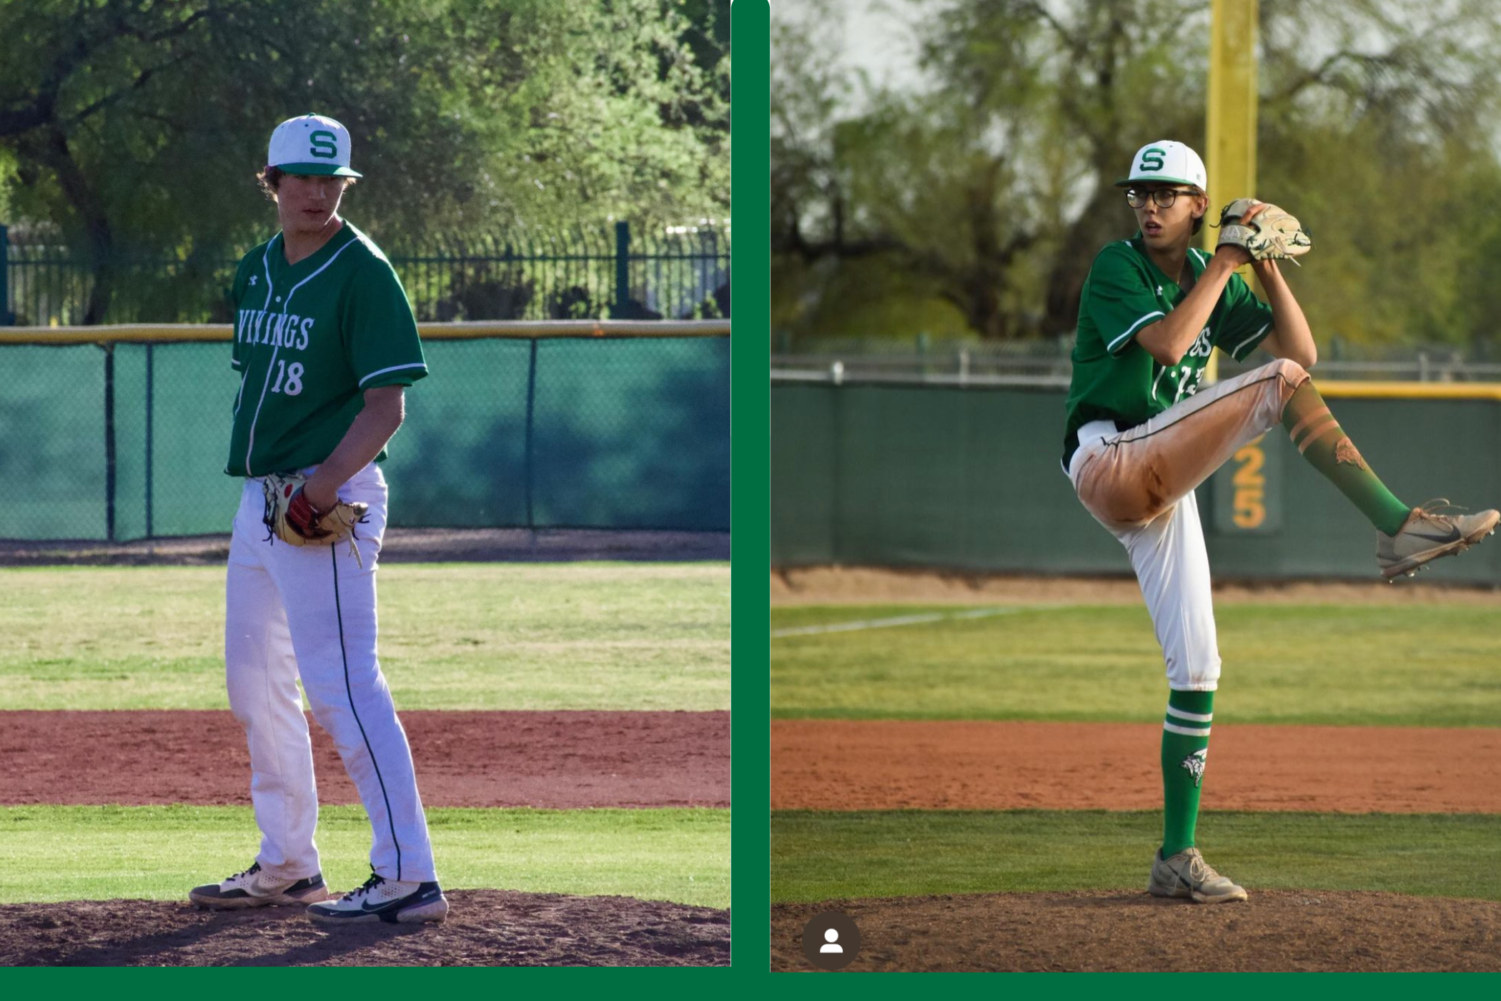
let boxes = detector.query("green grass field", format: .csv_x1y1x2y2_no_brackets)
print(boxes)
771,603,1501,726
772,599,1501,908
0,563,730,710
770,810,1501,904
0,562,730,910
0,805,729,908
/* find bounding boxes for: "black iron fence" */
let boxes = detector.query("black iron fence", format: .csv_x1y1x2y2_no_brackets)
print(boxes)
1,222,729,325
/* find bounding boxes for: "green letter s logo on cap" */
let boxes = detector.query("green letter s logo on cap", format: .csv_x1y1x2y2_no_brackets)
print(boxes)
309,130,339,160
1139,147,1166,173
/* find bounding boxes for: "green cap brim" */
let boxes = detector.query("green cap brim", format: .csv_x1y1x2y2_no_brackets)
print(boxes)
272,162,363,178
1115,175,1198,188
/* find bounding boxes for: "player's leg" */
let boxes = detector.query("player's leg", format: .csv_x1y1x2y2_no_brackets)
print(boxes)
1280,379,1409,533
193,482,329,910
225,559,324,882
1280,378,1499,577
271,464,439,887
1112,494,1246,904
1074,359,1304,530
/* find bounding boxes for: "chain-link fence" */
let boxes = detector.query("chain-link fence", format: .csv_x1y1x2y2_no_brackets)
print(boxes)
0,322,729,541
2,222,730,326
771,335,1501,386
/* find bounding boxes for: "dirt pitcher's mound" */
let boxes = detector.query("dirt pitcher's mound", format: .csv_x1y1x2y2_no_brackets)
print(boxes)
0,890,729,967
772,890,1501,972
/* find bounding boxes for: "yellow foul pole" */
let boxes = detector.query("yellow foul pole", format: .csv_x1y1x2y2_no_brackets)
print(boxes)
1204,0,1258,380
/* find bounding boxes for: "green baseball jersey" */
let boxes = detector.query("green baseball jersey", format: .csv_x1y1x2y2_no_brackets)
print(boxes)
1061,235,1275,469
225,221,427,477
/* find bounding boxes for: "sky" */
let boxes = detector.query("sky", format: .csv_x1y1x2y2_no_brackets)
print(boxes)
772,0,930,108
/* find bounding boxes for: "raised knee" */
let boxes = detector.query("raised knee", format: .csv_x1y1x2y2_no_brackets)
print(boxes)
1268,357,1308,387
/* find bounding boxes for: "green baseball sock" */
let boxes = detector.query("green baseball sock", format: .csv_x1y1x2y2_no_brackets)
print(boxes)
1161,688,1214,859
1282,379,1411,535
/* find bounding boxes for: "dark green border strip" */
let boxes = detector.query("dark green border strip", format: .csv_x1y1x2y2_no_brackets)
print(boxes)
730,0,769,976
3,0,758,981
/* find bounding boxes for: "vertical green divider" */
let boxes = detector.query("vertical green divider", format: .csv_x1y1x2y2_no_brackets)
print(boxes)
731,0,770,973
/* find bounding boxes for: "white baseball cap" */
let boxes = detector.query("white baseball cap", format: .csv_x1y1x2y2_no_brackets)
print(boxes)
267,113,362,178
1115,140,1206,190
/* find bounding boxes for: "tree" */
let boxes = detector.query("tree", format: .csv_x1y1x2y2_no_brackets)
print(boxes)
772,0,1501,349
0,0,728,322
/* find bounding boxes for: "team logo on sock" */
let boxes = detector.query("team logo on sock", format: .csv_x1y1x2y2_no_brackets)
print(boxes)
1181,748,1208,788
1334,437,1366,469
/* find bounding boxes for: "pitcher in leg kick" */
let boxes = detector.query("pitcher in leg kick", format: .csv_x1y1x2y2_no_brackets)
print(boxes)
188,113,448,925
1062,140,1499,903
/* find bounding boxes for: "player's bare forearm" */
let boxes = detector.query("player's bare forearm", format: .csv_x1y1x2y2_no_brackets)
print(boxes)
1135,253,1241,365
1251,260,1317,368
303,386,405,509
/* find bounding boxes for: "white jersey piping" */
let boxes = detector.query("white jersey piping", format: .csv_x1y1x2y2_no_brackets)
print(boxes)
240,242,280,471
358,362,427,388
1230,321,1271,359
1108,310,1165,354
243,231,360,476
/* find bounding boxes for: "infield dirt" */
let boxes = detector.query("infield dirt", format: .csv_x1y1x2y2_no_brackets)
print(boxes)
771,566,1501,606
0,709,728,808
772,719,1500,812
771,891,1501,972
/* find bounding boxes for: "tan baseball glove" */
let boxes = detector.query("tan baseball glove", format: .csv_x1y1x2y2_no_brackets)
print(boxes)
261,472,368,565
1216,198,1313,263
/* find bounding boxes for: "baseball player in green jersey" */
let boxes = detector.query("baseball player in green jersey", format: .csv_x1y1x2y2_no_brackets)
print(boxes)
1063,140,1499,904
188,114,448,925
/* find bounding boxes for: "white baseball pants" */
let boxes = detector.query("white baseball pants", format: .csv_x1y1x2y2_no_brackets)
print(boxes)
1068,359,1307,690
225,460,437,883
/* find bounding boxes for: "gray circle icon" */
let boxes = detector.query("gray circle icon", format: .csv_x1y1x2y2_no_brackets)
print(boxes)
801,910,860,970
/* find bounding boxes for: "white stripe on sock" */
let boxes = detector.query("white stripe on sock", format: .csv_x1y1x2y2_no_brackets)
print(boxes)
1164,722,1211,737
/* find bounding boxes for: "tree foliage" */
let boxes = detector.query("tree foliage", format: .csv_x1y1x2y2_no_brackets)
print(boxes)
772,0,1501,349
0,0,728,322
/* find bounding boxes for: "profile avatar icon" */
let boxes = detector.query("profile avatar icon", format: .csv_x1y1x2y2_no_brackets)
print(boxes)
801,910,860,969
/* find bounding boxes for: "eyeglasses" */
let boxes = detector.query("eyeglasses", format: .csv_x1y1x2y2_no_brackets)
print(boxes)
1125,187,1200,209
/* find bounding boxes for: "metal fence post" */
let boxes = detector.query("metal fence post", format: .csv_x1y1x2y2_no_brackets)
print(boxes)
524,338,539,530
103,343,116,541
0,223,9,324
614,221,630,316
145,342,154,538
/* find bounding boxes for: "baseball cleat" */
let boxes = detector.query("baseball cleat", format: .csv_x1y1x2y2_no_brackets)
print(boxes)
189,861,330,910
306,868,449,925
1377,500,1500,579
1148,847,1248,904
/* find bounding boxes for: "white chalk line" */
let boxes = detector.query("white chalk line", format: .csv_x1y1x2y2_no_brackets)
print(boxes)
771,606,1035,638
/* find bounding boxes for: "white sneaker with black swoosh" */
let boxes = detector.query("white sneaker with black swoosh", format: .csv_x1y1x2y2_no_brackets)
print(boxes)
1148,847,1248,903
189,862,330,909
1377,500,1500,579
307,869,449,925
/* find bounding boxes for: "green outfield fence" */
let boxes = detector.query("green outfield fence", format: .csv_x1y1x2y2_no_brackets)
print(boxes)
1,222,729,326
0,321,729,541
770,381,1501,584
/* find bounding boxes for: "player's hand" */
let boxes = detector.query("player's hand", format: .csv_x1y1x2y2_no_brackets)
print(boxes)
302,479,340,514
1213,199,1262,268
285,487,335,541
1214,241,1253,268
1215,197,1312,264
1235,200,1269,225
